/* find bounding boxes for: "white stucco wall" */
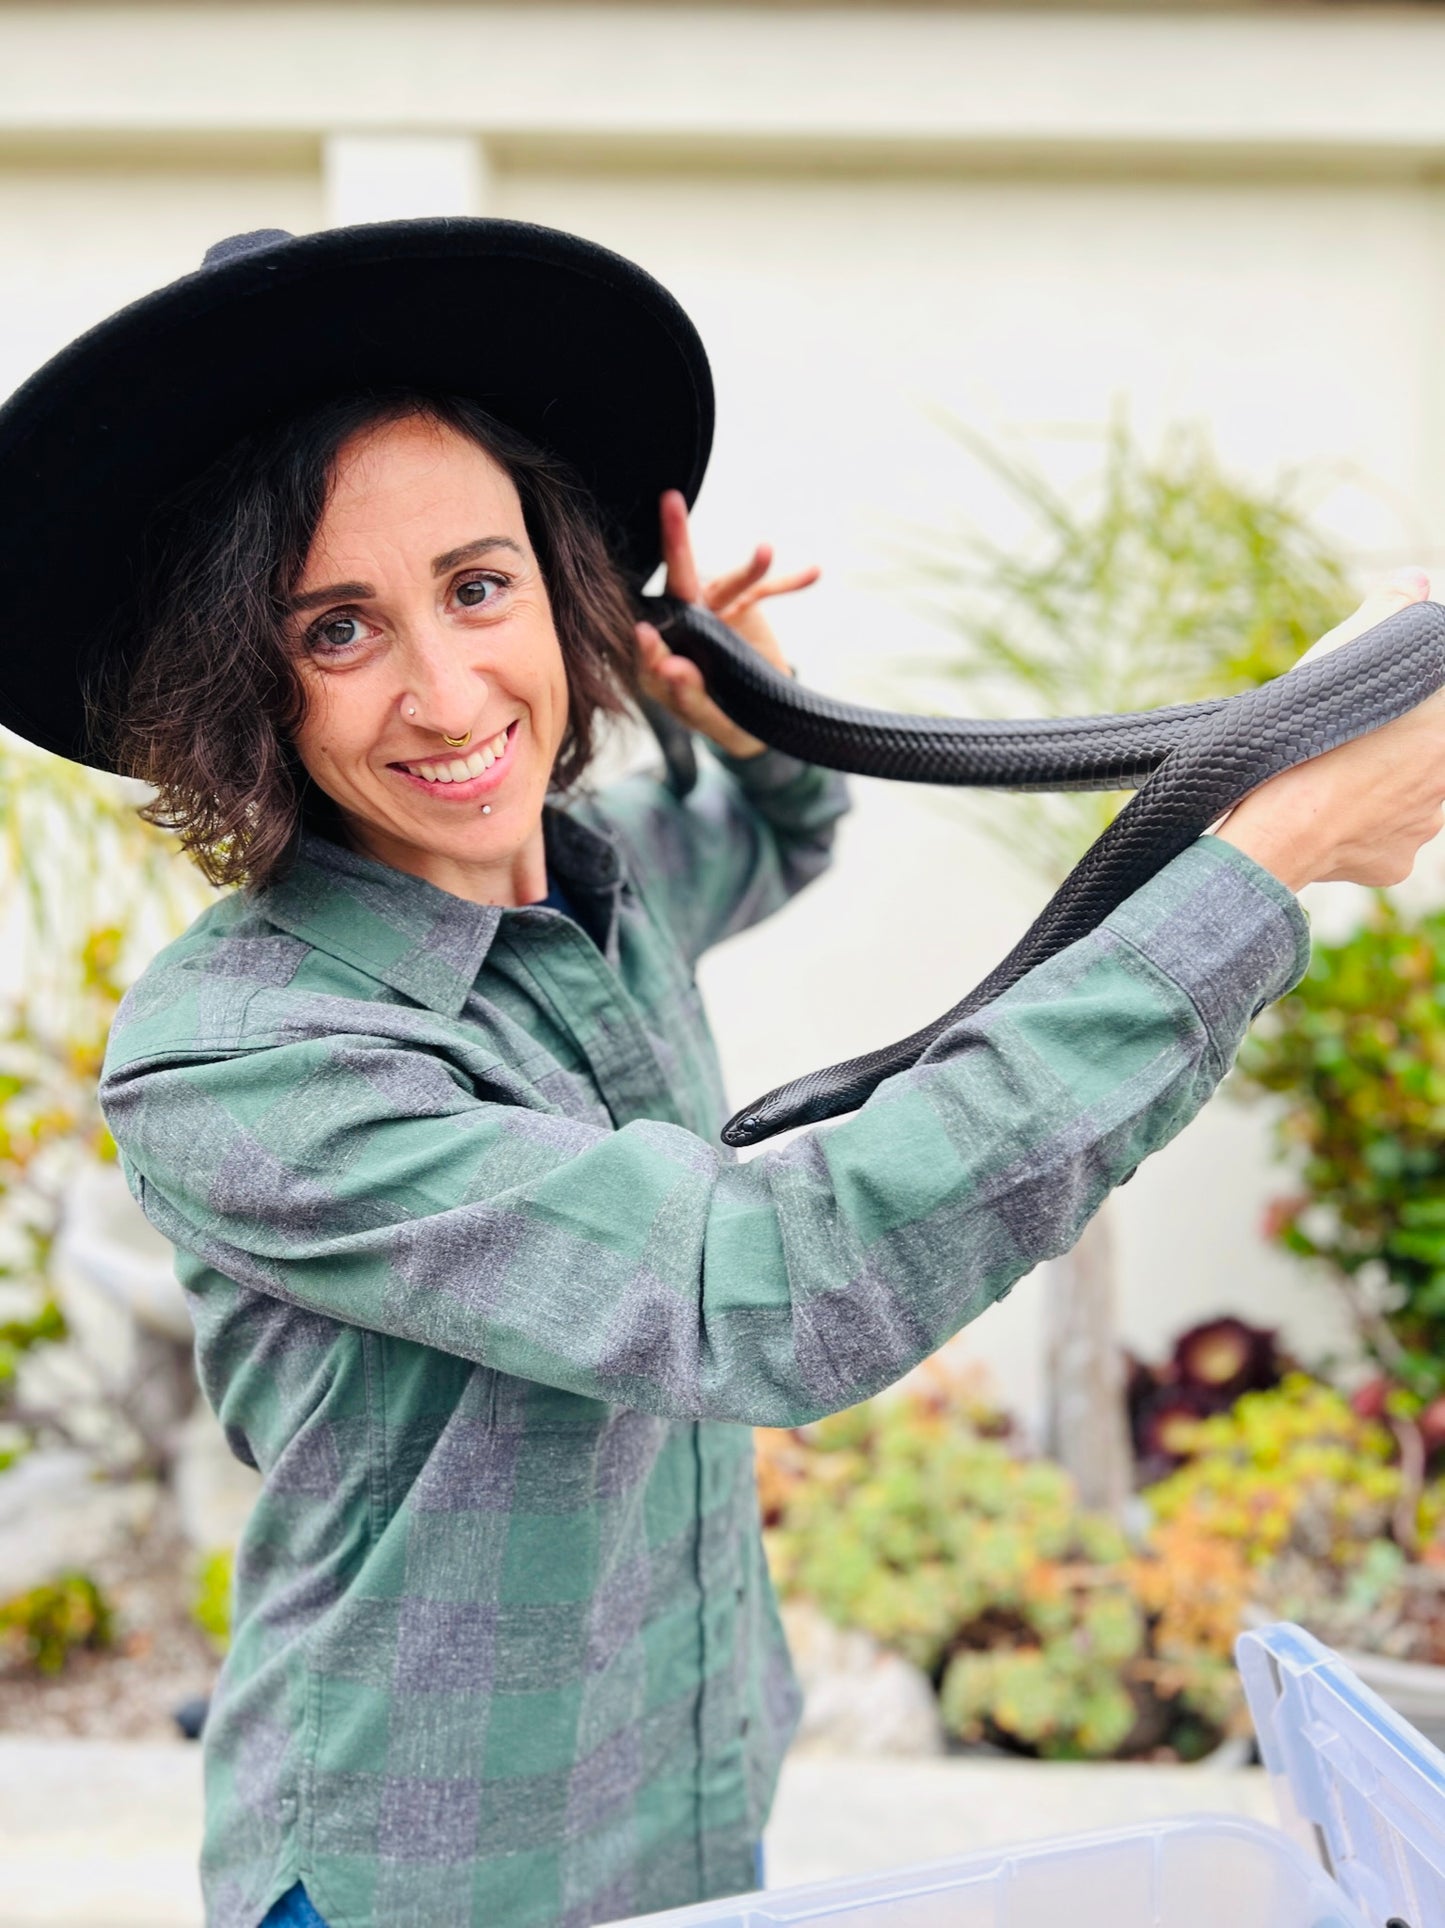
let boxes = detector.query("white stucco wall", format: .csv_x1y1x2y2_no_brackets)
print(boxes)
2,3,1443,1420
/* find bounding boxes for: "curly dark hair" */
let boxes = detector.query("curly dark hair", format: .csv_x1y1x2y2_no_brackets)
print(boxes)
106,390,642,889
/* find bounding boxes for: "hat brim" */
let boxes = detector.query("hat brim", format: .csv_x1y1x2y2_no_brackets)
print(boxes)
0,218,713,767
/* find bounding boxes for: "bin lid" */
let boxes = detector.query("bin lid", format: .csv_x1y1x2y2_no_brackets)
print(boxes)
1238,1621,1445,1928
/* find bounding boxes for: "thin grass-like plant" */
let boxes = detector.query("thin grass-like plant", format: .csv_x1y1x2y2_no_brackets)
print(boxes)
900,415,1357,886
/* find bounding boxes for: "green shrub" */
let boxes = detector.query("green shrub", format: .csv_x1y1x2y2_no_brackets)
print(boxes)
0,1572,113,1675
1235,900,1445,1399
192,1548,233,1652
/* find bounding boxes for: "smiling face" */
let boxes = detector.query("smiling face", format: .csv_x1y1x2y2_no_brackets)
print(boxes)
288,413,570,906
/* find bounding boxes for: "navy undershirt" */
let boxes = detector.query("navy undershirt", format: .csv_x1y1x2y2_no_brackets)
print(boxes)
537,877,579,922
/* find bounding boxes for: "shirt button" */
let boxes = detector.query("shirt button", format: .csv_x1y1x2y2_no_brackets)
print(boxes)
740,1716,750,1738
736,1585,745,1605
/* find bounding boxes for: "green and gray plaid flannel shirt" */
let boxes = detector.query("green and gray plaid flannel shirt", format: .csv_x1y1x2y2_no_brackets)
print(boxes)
99,743,1308,1928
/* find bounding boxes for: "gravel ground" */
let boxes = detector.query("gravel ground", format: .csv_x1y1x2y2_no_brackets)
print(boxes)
0,1513,218,1744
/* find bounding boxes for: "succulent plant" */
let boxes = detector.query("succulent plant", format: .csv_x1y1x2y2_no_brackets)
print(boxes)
1126,1317,1286,1482
764,1370,1445,1756
764,1379,1220,1760
1145,1376,1407,1568
1132,1382,1220,1482
1173,1317,1282,1399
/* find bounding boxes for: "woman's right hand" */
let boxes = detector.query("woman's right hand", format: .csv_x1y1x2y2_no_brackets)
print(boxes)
1215,570,1445,892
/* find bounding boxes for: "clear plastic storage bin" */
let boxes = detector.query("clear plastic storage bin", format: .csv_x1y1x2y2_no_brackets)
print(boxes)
620,1623,1445,1928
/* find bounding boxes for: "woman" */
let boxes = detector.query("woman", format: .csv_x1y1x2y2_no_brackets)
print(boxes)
2,219,1442,1928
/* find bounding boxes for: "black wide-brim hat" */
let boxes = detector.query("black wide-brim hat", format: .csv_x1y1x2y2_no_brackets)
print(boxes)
0,217,714,769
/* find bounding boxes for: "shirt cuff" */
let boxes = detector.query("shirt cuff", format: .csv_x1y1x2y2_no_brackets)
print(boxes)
706,741,841,802
1102,833,1311,1076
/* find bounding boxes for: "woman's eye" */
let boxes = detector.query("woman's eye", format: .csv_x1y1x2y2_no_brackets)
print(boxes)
455,574,507,609
313,615,367,652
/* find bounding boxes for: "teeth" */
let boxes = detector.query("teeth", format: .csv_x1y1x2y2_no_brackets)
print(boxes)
403,724,513,784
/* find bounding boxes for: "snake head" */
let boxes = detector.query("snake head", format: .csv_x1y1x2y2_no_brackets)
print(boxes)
721,1110,767,1149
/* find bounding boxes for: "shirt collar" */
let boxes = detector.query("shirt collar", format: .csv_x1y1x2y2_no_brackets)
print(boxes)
254,806,627,1017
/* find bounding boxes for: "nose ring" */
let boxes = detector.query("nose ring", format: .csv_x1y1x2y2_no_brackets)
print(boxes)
442,729,472,749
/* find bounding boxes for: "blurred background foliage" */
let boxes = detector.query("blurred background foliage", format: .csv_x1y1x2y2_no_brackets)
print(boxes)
901,414,1356,883
1237,898,1445,1404
0,927,135,1472
0,727,210,1460
0,728,211,1023
191,1549,233,1655
0,733,215,1633
0,1572,113,1677
760,1365,1445,1763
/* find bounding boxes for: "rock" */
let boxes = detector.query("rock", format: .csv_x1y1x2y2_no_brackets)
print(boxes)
54,1162,191,1344
781,1600,946,1757
172,1403,261,1556
172,1695,209,1742
51,1163,198,1452
0,1452,158,1599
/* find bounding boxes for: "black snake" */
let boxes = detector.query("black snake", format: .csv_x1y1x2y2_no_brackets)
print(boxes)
634,594,1445,1150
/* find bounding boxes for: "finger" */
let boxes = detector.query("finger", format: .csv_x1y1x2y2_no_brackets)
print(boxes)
634,622,679,704
636,644,760,752
724,565,822,613
635,623,705,702
633,621,671,689
704,546,772,610
635,619,666,667
1298,567,1431,668
659,490,703,604
659,655,705,698
668,679,755,749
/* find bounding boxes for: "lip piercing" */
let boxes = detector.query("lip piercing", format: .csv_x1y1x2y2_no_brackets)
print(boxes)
481,805,491,815
442,729,471,749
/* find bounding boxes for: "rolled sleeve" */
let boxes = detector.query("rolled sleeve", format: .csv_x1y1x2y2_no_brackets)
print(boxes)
1101,834,1310,1072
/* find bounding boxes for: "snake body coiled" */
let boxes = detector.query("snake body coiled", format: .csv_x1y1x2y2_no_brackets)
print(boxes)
636,595,1445,1150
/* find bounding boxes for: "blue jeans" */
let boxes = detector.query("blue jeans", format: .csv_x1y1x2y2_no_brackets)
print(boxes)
261,1847,766,1925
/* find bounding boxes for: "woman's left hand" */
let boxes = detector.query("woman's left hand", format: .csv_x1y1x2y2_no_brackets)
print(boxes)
634,489,820,759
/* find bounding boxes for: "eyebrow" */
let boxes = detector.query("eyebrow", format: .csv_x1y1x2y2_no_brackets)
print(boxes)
288,536,525,613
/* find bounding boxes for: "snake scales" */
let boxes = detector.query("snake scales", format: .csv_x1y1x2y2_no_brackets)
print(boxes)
633,594,1445,1150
